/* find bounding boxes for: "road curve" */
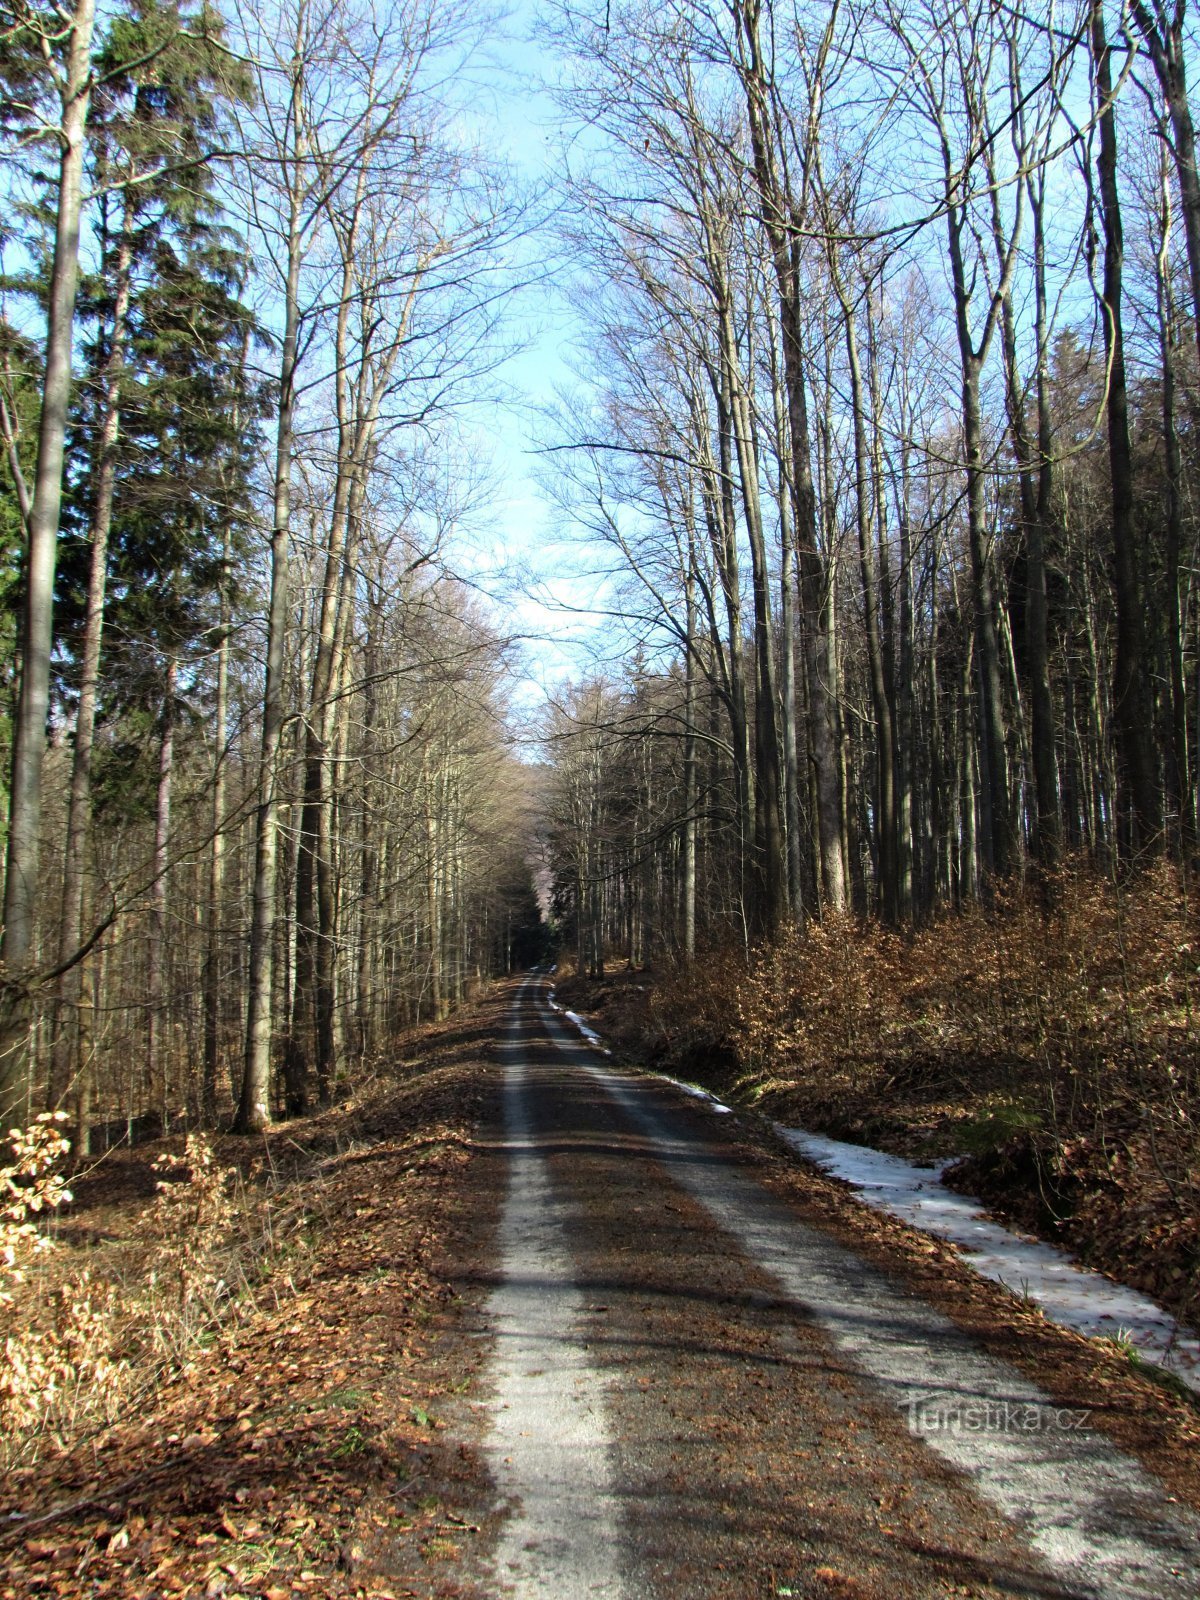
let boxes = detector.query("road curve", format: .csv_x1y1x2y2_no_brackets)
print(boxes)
473,973,1200,1600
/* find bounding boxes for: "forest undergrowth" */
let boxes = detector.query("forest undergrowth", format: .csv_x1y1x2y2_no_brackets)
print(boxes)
0,996,502,1599
557,862,1200,1326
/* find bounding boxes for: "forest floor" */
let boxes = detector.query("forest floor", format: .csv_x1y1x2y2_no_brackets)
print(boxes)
6,974,1200,1598
0,995,510,1599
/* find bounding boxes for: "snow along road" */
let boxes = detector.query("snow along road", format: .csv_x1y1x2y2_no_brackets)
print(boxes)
471,973,1200,1600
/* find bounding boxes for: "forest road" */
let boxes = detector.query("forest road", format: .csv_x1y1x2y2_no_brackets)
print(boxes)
463,972,1200,1600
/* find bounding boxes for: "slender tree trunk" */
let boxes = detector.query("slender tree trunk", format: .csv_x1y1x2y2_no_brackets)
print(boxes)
0,0,96,1120
237,179,303,1132
1153,134,1194,853
287,200,362,1114
1091,0,1162,852
146,660,176,1131
839,280,898,919
719,294,785,931
203,520,233,1124
315,532,358,1100
1026,174,1063,868
891,383,916,920
734,0,844,911
683,541,698,959
48,202,135,1110
704,380,753,915
767,301,803,922
945,202,1012,877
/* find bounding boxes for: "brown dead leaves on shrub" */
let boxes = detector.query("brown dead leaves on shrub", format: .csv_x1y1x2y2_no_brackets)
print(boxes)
0,1032,498,1600
648,862,1200,1318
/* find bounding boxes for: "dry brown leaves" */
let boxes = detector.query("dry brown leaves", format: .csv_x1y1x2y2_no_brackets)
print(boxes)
0,1017,501,1600
574,862,1200,1322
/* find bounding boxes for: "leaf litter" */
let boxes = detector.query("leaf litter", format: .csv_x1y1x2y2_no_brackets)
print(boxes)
0,1001,507,1600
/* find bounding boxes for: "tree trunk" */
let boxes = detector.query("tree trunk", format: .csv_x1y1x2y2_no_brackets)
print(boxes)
719,294,785,932
48,200,134,1110
734,0,844,911
146,661,176,1130
767,298,804,922
683,543,698,959
203,519,233,1124
1026,172,1063,868
1130,2,1200,373
1152,132,1194,853
0,0,96,1120
839,279,898,919
237,178,303,1132
1091,0,1162,852
945,201,1013,878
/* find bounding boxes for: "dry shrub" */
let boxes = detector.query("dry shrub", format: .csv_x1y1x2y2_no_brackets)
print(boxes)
651,862,1200,1311
1,1114,126,1459
0,1124,312,1467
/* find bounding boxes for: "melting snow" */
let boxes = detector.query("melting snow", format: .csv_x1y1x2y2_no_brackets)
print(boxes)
778,1126,1200,1394
655,1075,734,1114
539,978,1198,1394
545,988,612,1055
564,1010,612,1054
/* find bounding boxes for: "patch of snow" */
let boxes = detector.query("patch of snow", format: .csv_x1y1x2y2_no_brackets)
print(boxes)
566,1004,611,1056
656,1075,734,1115
544,988,612,1055
777,1126,1200,1395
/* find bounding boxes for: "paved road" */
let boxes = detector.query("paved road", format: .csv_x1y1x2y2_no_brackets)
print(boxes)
473,973,1200,1600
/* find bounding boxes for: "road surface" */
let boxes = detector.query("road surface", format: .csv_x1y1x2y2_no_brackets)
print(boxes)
457,973,1200,1600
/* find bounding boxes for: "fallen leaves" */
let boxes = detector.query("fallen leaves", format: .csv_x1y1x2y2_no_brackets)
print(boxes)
0,1043,497,1600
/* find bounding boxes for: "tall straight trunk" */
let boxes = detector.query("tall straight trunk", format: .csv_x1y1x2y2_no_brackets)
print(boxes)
891,398,916,920
316,536,358,1098
719,296,785,931
960,632,979,903
146,661,176,1130
735,0,844,911
0,0,96,1120
356,591,381,1054
795,283,845,913
287,192,362,1114
423,747,444,1020
704,379,753,911
237,176,303,1132
945,209,1013,878
575,862,586,979
683,542,698,960
1153,134,1194,852
1026,173,1063,867
838,279,898,919
48,200,134,1110
766,301,803,922
816,349,840,909
1091,0,1162,851
202,520,233,1123
929,542,949,905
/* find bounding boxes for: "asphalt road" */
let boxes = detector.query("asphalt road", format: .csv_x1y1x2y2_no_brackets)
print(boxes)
468,973,1200,1600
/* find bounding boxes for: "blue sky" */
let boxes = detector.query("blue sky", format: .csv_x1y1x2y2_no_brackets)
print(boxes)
457,2,617,711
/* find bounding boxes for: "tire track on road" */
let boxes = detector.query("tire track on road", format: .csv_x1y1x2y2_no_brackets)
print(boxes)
482,977,627,1599
530,983,1200,1600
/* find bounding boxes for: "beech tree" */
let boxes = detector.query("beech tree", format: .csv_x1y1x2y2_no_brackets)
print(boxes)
539,0,1200,954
